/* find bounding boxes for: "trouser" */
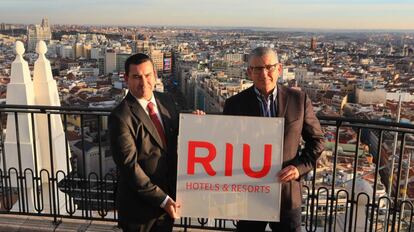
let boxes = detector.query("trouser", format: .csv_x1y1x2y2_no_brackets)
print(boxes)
236,208,302,232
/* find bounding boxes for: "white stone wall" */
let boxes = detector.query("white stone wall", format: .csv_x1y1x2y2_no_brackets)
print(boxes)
386,92,414,102
355,88,387,104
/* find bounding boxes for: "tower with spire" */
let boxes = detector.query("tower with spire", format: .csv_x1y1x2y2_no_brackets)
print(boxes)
311,37,317,51
27,17,52,51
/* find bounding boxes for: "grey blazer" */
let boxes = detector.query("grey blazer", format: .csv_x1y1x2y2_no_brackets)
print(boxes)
223,84,324,210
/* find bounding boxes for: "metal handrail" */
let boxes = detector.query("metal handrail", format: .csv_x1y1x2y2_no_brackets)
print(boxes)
0,104,413,231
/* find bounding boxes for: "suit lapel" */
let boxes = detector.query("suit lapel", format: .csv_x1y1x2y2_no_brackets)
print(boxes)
277,84,289,117
244,87,261,116
126,92,166,151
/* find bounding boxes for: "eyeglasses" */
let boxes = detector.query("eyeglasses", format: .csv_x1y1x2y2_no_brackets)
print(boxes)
249,64,278,74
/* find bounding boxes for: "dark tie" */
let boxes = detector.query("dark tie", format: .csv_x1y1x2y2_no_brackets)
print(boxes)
147,101,167,146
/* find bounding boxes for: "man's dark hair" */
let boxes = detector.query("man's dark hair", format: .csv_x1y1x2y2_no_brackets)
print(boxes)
124,53,154,76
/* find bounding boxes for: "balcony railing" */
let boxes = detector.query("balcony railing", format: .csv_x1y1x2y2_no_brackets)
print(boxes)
0,104,413,232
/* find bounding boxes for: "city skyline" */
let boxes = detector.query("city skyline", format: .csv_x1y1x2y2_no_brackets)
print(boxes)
1,0,414,30
1,7,414,231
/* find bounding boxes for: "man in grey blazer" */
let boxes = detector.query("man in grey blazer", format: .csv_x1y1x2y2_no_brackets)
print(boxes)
223,47,325,232
109,53,180,232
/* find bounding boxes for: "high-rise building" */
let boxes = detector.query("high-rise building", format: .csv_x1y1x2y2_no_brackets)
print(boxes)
311,37,317,50
324,53,330,66
83,43,92,59
91,47,103,60
105,50,117,75
60,45,74,59
163,52,173,74
224,53,243,64
74,42,84,59
295,67,308,84
386,42,393,56
98,58,105,75
116,53,130,73
27,18,52,51
136,40,150,54
150,50,164,73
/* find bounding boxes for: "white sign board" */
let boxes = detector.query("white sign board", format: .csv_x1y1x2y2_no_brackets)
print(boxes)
177,114,284,222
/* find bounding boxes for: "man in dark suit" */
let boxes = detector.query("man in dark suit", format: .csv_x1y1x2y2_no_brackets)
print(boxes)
109,53,180,232
223,47,325,232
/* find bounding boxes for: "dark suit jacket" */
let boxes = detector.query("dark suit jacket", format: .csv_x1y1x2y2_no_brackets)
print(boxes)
223,85,324,210
109,92,179,224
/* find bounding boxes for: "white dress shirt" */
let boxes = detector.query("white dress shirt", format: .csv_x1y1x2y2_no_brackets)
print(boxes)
135,94,170,208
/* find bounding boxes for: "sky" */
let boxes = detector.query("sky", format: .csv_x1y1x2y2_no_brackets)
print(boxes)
1,0,414,30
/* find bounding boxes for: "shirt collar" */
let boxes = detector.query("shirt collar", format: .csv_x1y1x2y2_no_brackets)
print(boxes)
253,86,277,101
133,92,157,110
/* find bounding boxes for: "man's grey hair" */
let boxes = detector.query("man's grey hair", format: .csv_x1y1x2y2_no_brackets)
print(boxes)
248,47,279,64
